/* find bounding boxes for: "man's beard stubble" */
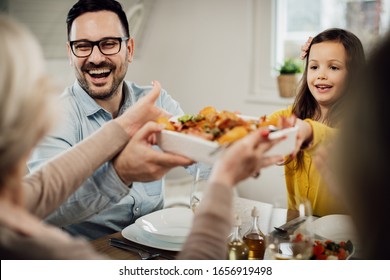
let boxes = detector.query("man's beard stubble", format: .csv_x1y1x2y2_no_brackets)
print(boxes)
77,61,126,101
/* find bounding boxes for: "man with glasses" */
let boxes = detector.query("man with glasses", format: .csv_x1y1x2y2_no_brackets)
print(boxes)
69,37,129,59
27,0,193,240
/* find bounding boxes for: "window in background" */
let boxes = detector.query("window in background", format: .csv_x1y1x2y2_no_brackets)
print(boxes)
275,0,390,67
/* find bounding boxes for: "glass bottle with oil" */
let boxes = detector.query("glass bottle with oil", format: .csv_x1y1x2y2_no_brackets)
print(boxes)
227,215,249,260
243,206,266,260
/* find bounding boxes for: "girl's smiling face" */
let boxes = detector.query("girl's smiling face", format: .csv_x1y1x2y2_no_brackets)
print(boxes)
307,41,348,109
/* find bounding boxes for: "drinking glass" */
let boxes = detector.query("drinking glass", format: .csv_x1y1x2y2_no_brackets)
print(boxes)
190,163,211,212
265,197,314,260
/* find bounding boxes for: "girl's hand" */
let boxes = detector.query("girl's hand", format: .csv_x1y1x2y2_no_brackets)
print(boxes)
292,119,313,157
300,36,313,60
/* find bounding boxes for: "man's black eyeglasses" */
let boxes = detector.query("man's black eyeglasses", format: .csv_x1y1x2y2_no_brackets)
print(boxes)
69,37,129,58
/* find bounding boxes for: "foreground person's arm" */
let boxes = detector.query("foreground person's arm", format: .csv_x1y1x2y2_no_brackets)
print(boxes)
22,121,129,219
1,121,127,260
177,130,284,260
177,182,234,259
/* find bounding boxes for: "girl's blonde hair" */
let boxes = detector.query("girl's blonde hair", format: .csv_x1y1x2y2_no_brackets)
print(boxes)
0,14,57,184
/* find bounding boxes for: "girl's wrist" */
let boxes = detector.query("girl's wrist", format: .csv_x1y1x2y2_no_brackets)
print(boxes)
301,119,314,149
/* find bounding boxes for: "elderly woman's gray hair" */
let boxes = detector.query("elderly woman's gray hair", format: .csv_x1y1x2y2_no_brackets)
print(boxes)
0,15,57,185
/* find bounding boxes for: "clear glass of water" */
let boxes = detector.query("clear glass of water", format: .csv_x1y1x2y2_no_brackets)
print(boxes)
190,163,210,212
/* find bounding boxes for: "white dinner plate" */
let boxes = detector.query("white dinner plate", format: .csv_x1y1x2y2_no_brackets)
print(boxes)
312,214,358,243
134,208,193,243
122,223,183,251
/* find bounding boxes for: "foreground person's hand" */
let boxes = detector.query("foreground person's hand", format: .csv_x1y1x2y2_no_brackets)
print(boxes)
208,129,285,187
113,121,193,185
115,80,171,137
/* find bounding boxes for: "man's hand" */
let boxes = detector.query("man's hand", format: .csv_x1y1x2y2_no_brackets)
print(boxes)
113,121,194,185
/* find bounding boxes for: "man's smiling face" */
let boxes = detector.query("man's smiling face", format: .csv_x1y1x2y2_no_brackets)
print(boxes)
67,10,133,100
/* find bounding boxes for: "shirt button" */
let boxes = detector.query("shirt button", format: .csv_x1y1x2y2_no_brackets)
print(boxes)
135,207,139,212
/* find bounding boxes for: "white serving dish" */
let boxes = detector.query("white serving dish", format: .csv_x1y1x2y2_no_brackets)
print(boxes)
157,121,298,165
134,208,193,244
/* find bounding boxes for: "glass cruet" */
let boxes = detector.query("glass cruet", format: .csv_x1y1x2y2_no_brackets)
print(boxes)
227,214,249,260
243,206,266,260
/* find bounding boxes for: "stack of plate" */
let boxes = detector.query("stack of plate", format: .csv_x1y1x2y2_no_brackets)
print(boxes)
122,208,194,251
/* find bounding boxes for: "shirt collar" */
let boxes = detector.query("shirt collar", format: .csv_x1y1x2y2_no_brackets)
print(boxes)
72,81,104,117
118,82,134,115
72,81,133,117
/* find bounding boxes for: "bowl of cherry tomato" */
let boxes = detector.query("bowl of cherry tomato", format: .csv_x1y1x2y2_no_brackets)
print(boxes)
311,239,354,260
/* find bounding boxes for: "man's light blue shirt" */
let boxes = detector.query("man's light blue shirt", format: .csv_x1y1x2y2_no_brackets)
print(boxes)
27,81,187,240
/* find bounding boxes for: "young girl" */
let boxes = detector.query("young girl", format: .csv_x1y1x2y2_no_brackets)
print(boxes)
269,28,365,217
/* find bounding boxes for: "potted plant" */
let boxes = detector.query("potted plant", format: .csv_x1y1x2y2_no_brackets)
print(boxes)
276,58,303,98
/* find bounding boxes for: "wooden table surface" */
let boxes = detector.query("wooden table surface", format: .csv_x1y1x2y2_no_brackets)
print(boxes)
90,197,298,260
90,231,178,260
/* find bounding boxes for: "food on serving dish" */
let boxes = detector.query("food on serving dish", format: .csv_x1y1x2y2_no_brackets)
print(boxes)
156,108,299,164
310,239,354,260
156,106,291,144
156,116,176,131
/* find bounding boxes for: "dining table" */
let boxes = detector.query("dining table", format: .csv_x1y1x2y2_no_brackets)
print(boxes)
90,196,298,260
